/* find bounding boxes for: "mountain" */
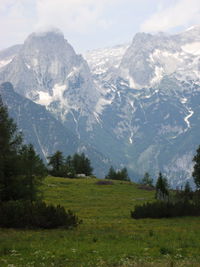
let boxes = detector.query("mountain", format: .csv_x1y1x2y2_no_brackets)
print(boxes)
1,26,200,185
0,44,22,69
119,25,200,89
0,82,109,177
84,26,200,186
0,82,78,162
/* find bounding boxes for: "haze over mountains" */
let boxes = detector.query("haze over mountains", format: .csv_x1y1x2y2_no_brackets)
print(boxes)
1,25,200,185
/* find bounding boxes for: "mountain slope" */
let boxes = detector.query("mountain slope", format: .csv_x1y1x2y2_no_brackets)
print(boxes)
1,27,200,185
0,82,78,162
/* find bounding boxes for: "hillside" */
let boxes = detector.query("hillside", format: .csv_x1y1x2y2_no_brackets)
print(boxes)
0,177,200,266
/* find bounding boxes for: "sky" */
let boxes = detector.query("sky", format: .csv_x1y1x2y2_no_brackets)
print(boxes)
0,0,200,53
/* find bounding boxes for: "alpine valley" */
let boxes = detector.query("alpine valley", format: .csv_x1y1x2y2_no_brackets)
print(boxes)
1,26,200,186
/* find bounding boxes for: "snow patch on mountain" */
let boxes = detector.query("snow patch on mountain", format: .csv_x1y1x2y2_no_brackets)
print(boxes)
184,107,194,129
36,84,67,106
95,97,112,114
85,44,129,75
182,42,200,55
0,59,12,68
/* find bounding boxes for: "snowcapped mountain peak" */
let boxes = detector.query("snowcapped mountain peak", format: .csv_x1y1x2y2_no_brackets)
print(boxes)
84,43,129,75
0,28,100,128
118,25,200,89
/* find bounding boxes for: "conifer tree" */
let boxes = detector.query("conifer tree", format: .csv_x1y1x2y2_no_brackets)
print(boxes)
0,97,46,201
105,166,130,181
64,155,76,178
0,97,22,201
105,166,116,180
48,151,64,176
118,167,130,181
141,172,153,186
192,145,200,189
72,153,93,176
19,144,47,201
155,172,169,201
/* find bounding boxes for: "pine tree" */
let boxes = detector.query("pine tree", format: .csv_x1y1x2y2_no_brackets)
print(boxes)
155,172,169,201
0,98,46,201
183,181,192,203
192,145,200,189
48,151,64,176
0,97,22,201
105,166,130,181
72,153,93,176
118,167,130,181
141,172,153,187
105,166,116,179
64,155,76,178
18,144,47,201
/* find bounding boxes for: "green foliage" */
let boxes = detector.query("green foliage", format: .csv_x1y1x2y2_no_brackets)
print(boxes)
18,144,47,201
48,151,65,177
131,200,200,219
64,155,76,178
72,153,93,176
141,172,153,187
0,98,22,201
47,152,93,177
0,99,46,202
0,200,81,229
155,172,169,201
192,145,200,189
174,182,193,204
105,166,130,181
0,99,80,230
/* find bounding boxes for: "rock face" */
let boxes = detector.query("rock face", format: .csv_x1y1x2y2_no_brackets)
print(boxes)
85,25,200,185
0,82,78,162
1,26,200,185
0,29,99,123
0,82,109,177
119,26,200,89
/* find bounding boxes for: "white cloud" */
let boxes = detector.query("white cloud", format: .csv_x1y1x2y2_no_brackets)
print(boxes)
35,0,118,34
0,0,35,47
141,0,200,32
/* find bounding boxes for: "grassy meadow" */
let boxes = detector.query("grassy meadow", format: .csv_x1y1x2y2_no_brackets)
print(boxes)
0,176,200,266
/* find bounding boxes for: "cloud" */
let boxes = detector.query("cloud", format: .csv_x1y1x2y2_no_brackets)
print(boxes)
35,0,118,34
140,0,200,32
0,0,35,47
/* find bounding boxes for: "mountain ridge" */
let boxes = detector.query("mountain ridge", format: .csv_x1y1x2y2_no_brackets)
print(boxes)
1,26,200,185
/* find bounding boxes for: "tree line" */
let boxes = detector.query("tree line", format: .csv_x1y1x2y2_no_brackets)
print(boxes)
131,148,200,219
47,151,93,178
0,98,80,228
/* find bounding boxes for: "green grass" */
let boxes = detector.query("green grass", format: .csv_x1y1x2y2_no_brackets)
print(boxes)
1,176,200,266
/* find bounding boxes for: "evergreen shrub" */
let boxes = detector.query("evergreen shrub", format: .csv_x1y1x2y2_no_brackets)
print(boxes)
0,200,81,229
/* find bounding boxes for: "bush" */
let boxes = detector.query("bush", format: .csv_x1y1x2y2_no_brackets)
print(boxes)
0,200,81,229
96,180,114,185
131,201,200,219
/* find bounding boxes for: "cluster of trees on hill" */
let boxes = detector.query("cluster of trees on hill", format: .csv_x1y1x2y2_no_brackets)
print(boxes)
140,172,154,187
47,151,93,178
105,166,130,181
131,148,200,219
0,98,80,228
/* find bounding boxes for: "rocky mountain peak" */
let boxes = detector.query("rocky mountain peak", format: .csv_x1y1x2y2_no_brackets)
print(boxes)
118,25,200,89
0,28,100,130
